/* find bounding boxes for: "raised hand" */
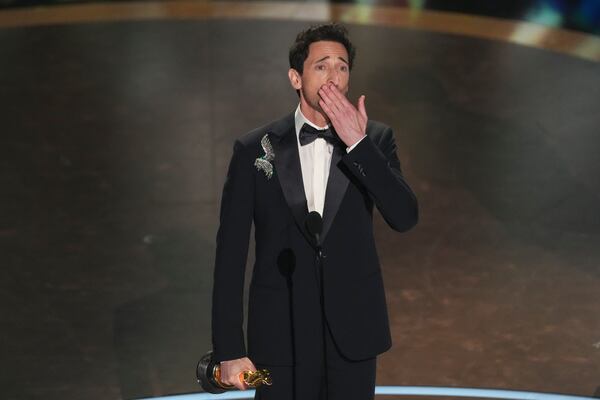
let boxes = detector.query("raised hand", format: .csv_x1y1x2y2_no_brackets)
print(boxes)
318,82,367,147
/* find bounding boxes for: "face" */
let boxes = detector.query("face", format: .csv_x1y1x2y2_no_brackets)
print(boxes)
289,40,350,114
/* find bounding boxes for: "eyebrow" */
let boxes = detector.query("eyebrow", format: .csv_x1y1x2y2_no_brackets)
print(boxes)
314,55,349,65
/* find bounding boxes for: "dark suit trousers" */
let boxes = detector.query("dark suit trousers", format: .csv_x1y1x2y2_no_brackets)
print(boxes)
254,317,376,400
254,258,377,400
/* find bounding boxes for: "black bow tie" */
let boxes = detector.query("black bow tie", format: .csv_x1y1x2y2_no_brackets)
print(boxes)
299,123,339,146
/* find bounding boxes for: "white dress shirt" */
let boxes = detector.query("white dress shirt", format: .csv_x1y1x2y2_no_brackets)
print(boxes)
294,105,365,216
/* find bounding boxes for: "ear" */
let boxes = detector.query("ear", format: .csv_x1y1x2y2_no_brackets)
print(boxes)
288,68,302,90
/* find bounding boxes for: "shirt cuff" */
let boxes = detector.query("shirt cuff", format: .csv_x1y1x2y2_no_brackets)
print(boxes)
346,135,367,153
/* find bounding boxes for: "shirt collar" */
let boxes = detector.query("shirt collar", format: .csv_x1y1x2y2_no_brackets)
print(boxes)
294,104,329,140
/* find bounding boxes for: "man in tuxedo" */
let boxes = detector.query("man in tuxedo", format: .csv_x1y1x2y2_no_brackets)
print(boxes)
211,23,418,399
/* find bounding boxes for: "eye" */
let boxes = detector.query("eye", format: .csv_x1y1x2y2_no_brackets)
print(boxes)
316,64,326,71
340,65,348,72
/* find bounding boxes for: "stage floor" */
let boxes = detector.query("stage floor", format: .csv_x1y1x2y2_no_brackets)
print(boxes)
1,3,599,399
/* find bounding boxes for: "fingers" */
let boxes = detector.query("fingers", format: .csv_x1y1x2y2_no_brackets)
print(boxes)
220,357,259,390
318,84,368,146
223,371,247,390
319,84,343,116
234,372,248,390
327,83,351,107
319,83,365,123
357,95,368,120
236,359,257,390
220,358,253,390
320,83,351,114
319,97,338,125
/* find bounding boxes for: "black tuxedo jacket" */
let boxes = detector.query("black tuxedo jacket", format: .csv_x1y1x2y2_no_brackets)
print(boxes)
211,112,418,365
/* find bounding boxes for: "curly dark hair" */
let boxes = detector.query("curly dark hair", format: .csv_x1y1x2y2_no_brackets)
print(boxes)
289,23,356,74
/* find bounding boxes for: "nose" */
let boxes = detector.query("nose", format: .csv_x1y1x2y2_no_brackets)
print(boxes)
327,70,340,87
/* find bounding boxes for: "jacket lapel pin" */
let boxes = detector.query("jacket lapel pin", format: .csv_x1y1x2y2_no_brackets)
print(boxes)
254,133,275,179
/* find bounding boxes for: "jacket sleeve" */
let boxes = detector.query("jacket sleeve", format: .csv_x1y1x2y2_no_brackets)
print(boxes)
211,139,255,363
342,127,418,232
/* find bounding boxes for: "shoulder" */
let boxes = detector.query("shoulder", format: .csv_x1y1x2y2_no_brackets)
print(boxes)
236,113,293,149
223,113,292,164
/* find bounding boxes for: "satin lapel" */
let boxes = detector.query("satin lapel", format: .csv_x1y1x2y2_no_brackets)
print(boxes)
269,115,313,244
321,143,350,242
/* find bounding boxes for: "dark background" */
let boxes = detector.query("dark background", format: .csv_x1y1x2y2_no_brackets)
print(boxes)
1,2,600,400
1,0,600,34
